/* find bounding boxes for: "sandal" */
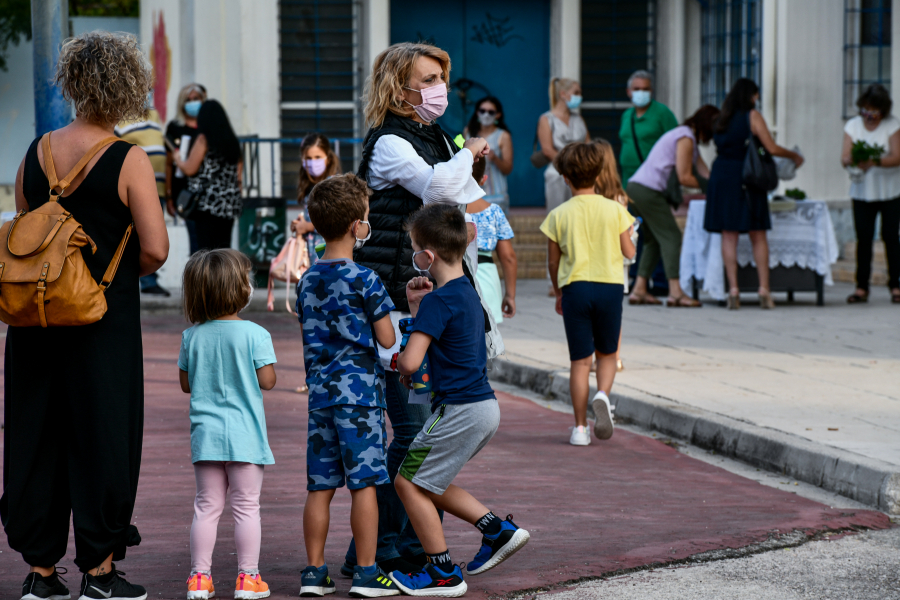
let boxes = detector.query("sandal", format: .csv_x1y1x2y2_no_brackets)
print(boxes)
892,291,900,304
727,293,740,310
628,293,662,305
759,290,775,310
666,294,701,308
295,384,309,394
847,292,869,304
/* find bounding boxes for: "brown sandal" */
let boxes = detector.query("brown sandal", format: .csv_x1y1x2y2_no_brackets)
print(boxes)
892,291,900,304
628,293,662,305
666,294,701,308
847,292,869,304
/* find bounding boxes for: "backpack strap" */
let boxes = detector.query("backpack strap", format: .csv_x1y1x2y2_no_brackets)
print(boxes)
99,223,134,291
42,133,121,202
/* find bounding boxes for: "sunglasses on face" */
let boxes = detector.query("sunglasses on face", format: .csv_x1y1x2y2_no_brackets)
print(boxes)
478,109,497,116
861,108,881,119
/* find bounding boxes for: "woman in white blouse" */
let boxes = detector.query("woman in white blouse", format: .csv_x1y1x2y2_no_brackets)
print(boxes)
343,42,498,575
841,83,900,304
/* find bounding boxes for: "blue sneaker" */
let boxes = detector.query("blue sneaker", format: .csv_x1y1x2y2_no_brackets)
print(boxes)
349,566,400,598
299,566,336,597
466,515,530,576
388,564,467,597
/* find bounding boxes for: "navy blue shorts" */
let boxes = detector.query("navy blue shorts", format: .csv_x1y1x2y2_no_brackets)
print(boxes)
560,281,624,360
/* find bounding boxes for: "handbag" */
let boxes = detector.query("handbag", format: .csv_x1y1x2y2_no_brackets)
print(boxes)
663,165,708,209
267,234,309,314
0,133,133,328
175,187,201,219
742,113,779,192
530,115,556,168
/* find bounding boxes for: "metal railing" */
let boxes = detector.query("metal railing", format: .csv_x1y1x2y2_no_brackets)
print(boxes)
239,136,364,202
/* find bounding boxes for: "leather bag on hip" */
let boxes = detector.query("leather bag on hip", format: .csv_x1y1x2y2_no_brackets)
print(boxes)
0,133,133,327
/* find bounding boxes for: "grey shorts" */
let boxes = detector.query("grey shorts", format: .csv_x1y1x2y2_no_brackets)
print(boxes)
398,399,500,495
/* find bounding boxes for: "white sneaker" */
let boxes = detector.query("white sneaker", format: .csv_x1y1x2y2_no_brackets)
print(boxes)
569,425,591,446
592,391,615,440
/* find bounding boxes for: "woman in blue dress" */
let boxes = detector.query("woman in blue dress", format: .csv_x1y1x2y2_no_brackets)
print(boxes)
704,79,804,309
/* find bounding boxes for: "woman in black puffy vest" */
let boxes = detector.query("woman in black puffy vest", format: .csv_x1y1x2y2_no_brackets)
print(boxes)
343,42,492,575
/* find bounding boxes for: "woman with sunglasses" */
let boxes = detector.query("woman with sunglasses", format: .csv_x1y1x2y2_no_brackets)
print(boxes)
465,97,513,212
841,83,900,305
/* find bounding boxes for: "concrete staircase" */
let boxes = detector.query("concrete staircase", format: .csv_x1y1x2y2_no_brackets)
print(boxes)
832,241,888,285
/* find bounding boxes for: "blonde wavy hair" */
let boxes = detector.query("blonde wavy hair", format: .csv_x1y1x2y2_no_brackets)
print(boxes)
55,31,152,126
363,42,451,128
549,77,579,110
593,139,630,206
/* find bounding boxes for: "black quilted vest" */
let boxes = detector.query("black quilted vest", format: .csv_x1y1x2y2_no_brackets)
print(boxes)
354,112,458,312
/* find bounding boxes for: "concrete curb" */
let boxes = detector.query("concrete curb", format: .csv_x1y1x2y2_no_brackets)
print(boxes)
490,357,900,514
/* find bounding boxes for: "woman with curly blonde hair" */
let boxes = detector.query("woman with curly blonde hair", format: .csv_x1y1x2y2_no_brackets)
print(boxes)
344,41,498,580
4,31,168,600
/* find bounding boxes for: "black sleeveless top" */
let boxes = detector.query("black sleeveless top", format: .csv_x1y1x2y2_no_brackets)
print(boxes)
354,112,458,311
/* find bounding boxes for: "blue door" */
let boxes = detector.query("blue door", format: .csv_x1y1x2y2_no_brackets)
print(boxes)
391,0,550,207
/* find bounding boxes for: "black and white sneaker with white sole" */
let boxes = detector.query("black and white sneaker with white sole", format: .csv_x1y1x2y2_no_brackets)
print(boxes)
22,570,71,600
78,567,147,600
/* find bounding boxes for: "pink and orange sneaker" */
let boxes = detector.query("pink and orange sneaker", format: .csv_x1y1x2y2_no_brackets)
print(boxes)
235,572,270,600
186,572,215,600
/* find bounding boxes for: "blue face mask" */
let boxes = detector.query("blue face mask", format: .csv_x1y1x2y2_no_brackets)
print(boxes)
631,90,651,108
566,94,583,110
184,100,202,118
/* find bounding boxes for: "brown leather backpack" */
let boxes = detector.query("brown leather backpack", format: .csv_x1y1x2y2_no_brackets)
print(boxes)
0,133,133,328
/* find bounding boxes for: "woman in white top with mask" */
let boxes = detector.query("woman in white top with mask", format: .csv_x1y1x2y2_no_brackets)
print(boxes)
841,83,900,305
537,77,591,211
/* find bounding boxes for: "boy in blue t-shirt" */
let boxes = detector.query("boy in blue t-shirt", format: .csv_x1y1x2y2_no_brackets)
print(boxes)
387,204,530,597
296,174,399,598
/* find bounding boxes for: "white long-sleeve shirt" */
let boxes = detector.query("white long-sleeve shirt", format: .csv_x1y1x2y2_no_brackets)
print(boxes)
367,134,486,204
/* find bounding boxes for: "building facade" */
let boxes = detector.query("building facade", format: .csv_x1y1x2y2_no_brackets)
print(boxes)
0,0,895,210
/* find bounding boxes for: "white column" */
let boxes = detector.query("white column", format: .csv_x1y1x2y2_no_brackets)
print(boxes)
761,0,777,133
551,0,580,79
657,0,686,119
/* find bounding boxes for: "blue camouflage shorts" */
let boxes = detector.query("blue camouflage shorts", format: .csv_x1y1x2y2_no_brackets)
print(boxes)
307,405,390,491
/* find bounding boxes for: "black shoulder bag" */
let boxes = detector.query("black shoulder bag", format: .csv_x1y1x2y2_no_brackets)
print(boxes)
741,112,779,193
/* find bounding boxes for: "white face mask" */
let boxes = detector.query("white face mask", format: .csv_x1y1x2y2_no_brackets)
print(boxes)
353,220,371,250
411,249,434,275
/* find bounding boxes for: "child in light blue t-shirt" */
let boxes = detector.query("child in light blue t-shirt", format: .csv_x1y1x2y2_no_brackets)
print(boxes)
177,249,277,600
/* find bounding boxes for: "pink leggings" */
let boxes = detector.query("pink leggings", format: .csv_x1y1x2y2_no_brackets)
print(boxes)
191,461,265,573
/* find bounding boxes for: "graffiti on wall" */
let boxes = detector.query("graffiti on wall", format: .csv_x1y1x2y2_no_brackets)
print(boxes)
150,12,171,122
470,14,522,48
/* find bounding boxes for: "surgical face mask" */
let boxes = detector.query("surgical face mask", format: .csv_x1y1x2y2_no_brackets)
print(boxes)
477,109,496,127
353,220,371,250
566,94,583,110
411,249,434,275
404,83,448,122
303,158,327,178
631,90,651,108
184,100,202,118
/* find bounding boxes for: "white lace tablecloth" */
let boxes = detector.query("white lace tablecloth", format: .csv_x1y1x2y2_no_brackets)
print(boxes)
679,200,839,301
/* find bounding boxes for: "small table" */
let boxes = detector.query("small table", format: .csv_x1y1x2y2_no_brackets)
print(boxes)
679,200,839,305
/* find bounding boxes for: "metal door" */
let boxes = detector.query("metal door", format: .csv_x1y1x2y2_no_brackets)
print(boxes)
391,0,550,207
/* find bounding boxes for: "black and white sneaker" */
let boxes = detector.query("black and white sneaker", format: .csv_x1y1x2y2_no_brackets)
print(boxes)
22,570,71,600
78,567,146,600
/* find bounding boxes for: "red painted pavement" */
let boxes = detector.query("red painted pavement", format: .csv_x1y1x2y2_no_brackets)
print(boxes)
0,315,891,599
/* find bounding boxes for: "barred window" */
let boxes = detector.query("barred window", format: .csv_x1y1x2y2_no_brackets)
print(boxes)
700,0,762,108
844,0,892,118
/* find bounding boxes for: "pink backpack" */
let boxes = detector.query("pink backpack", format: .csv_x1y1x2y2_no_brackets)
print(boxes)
267,235,309,313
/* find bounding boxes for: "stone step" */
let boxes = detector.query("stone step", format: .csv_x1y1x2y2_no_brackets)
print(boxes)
842,241,887,264
511,231,546,245
832,259,887,285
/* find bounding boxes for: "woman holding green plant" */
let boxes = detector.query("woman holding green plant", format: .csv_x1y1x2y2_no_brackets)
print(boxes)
841,83,900,304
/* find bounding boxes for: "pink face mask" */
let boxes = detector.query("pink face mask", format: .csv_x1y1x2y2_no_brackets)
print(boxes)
404,83,448,122
303,158,327,178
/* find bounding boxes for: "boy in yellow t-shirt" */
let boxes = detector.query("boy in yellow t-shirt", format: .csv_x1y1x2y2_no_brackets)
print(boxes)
540,142,636,447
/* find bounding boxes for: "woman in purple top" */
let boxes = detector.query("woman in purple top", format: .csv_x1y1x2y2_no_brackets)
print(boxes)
626,105,719,307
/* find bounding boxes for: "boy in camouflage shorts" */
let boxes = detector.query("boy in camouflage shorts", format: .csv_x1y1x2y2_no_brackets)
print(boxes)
296,174,399,598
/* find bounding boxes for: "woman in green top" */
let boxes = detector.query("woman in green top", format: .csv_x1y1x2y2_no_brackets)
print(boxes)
618,70,680,185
